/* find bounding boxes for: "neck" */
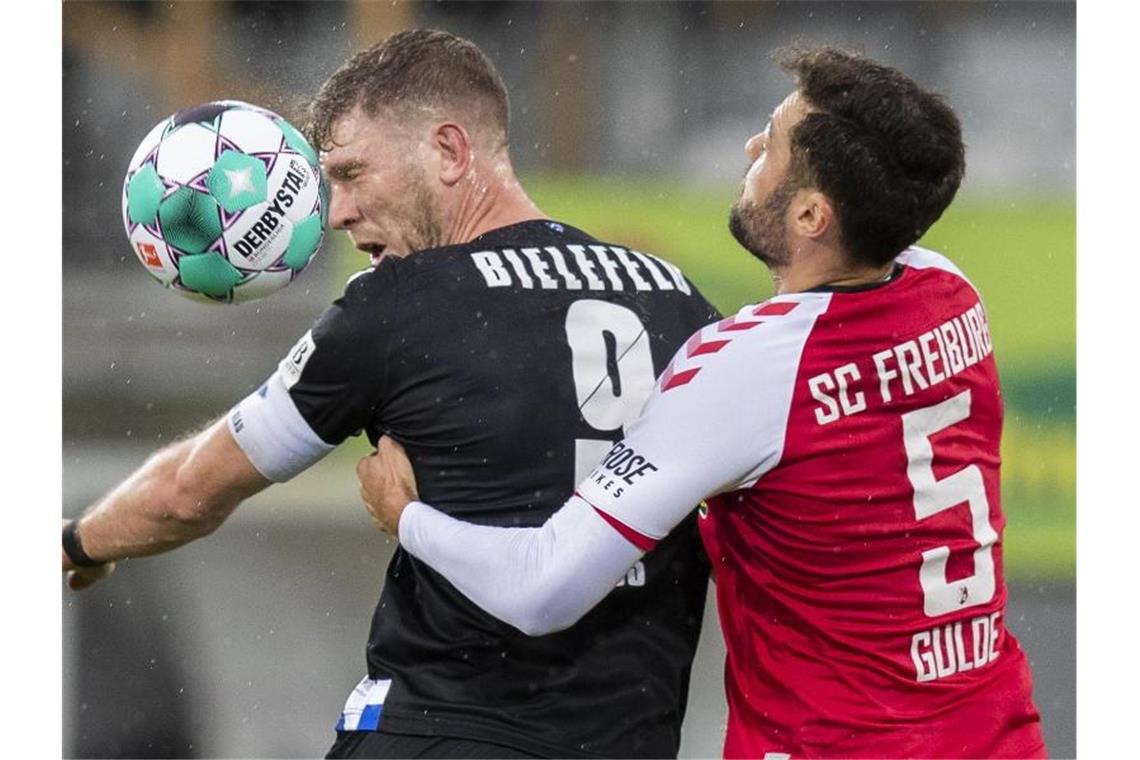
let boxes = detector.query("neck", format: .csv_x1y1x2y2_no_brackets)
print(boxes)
444,157,546,245
770,245,896,294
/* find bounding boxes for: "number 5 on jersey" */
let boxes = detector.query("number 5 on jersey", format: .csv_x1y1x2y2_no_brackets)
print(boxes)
903,389,999,618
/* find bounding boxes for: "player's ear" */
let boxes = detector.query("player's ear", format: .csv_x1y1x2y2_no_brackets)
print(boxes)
432,122,473,186
793,189,833,241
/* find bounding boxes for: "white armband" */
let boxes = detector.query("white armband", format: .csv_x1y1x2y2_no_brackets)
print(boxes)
227,371,335,482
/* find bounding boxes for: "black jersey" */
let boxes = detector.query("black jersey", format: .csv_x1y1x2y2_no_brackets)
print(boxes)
230,220,719,757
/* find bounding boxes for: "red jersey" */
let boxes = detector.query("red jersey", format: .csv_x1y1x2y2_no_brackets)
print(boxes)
582,247,1045,757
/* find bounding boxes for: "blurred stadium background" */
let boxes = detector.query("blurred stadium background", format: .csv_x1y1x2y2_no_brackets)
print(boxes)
62,1,1075,757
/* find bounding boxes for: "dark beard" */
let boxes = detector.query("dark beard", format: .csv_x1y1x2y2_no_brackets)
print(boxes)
728,178,797,269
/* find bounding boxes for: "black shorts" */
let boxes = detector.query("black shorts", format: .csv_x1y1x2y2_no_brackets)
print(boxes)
326,730,539,759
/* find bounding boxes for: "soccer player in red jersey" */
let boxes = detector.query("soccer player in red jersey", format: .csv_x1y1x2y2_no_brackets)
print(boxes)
356,46,1047,758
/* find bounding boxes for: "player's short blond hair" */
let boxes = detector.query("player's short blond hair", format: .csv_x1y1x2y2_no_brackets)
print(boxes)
305,28,510,152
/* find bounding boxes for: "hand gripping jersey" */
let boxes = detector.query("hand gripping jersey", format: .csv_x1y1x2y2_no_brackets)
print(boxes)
228,220,719,758
397,246,1046,758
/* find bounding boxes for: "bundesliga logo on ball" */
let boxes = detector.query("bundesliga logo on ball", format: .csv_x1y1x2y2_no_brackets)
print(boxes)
121,100,328,303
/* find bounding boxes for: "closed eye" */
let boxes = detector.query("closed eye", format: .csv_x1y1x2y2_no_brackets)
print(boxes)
325,160,365,182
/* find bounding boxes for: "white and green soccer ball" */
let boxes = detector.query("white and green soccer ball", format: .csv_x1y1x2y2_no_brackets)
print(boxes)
121,100,328,303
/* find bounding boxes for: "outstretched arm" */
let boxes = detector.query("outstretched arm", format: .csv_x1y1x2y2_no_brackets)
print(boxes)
63,266,409,590
63,417,271,589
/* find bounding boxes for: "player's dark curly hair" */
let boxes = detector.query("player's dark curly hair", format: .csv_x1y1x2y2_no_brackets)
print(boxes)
777,46,965,267
305,29,510,153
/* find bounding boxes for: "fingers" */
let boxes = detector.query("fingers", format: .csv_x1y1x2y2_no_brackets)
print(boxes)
355,456,370,489
377,436,412,478
377,435,406,458
61,520,76,572
65,562,116,591
356,436,418,538
377,435,418,500
356,451,382,496
358,480,381,526
356,451,391,536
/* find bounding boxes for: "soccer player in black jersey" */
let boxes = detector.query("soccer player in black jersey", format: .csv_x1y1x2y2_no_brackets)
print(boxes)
63,30,719,759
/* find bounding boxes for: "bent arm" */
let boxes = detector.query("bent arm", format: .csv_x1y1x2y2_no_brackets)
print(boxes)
68,270,402,572
72,417,271,563
399,495,645,636
395,362,744,636
391,302,821,634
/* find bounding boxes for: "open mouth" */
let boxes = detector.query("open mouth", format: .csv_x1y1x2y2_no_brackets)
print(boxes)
358,243,387,266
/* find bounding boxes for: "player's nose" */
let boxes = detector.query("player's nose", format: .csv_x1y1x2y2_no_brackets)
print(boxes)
328,186,360,231
745,133,764,162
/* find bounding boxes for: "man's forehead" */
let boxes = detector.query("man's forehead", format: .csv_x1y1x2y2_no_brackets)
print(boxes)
325,107,374,153
321,108,398,167
324,105,426,156
772,91,806,128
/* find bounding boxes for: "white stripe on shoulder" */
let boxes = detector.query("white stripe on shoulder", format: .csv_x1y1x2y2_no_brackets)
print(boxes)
730,294,831,489
898,245,983,299
719,292,833,347
898,245,967,278
648,293,832,492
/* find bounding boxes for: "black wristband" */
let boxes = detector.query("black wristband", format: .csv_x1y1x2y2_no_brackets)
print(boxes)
62,519,106,568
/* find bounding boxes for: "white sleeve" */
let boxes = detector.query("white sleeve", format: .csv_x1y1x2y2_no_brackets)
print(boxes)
577,296,829,539
398,296,829,633
398,496,643,636
227,370,335,482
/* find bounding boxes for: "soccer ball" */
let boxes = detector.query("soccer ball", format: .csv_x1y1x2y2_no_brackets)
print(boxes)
121,100,328,303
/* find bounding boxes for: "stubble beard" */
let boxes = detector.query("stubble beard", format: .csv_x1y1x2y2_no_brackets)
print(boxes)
404,165,445,253
728,177,797,270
